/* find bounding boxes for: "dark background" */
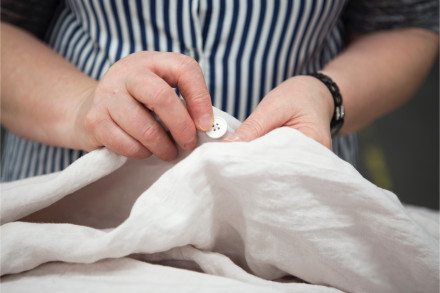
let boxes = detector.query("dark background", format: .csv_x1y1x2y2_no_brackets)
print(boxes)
357,57,439,210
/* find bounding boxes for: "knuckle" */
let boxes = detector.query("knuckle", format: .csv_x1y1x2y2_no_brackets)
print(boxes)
149,86,174,110
189,91,209,106
178,54,200,73
120,51,149,66
108,134,150,158
152,86,173,105
83,110,103,132
141,124,162,143
244,119,266,137
124,142,148,158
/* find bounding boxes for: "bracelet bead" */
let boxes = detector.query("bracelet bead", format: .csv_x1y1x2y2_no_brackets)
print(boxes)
309,72,345,137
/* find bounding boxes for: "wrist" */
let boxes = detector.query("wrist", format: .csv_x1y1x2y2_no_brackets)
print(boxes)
296,75,334,124
308,72,345,137
68,80,98,151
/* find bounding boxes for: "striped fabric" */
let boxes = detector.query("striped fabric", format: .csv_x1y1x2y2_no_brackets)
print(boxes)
2,0,358,182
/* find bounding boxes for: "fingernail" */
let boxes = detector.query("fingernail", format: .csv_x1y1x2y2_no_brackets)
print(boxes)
183,135,197,150
223,134,244,142
198,114,214,132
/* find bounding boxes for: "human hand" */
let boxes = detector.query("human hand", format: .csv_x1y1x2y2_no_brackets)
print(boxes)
224,75,334,149
73,51,213,160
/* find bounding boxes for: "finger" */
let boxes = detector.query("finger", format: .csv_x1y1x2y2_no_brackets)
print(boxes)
93,118,152,159
145,52,214,131
224,97,290,142
107,94,179,161
126,71,198,151
224,95,332,149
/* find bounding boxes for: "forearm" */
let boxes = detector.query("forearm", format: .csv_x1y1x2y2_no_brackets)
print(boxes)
1,22,97,148
321,28,439,134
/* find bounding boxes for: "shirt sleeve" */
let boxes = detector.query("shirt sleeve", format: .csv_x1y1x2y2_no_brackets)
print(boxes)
1,0,61,39
343,0,439,34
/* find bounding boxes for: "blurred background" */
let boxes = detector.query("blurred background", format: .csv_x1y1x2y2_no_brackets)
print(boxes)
357,56,439,210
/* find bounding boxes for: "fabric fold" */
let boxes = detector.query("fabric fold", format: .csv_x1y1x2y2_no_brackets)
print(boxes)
1,109,438,293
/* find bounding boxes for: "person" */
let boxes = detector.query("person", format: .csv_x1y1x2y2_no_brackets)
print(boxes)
1,0,438,182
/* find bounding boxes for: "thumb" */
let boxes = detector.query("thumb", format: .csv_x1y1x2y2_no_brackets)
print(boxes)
223,118,266,142
223,104,289,142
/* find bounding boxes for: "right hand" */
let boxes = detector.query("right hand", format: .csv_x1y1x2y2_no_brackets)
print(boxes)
73,51,213,161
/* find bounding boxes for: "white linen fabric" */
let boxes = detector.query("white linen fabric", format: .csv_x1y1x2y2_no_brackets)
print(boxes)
1,108,438,293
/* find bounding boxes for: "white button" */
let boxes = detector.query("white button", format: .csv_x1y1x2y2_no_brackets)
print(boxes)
206,116,228,139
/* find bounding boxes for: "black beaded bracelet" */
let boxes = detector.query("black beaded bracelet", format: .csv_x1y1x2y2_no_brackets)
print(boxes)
310,72,345,137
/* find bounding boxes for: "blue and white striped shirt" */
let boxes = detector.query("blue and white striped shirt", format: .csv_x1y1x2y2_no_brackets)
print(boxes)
2,0,358,182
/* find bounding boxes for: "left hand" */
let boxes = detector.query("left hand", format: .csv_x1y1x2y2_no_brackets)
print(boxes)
224,75,335,149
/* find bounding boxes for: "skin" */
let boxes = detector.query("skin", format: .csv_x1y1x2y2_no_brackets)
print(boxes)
226,28,439,149
1,22,438,160
1,22,213,160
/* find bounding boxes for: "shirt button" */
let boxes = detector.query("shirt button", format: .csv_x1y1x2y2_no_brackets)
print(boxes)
206,116,228,139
